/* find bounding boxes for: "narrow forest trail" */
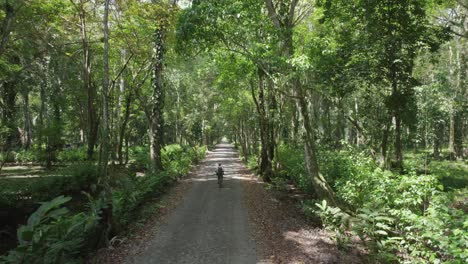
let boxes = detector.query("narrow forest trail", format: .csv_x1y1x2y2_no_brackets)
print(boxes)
125,143,257,264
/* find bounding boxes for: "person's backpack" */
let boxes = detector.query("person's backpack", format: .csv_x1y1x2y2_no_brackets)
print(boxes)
217,166,224,176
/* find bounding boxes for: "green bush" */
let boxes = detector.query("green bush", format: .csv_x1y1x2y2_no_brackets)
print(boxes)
162,144,189,178
11,148,47,164
2,144,207,263
314,152,467,263
276,143,466,263
276,144,353,192
1,195,101,264
56,147,87,163
129,145,150,171
247,154,258,170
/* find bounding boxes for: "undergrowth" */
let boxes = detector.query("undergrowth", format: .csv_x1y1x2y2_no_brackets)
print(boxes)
1,144,206,263
274,143,467,263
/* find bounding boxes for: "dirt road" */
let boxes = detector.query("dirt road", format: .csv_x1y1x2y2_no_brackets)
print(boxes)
125,143,257,264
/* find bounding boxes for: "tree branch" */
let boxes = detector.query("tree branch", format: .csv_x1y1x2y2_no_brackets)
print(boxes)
288,0,300,26
0,1,16,56
110,52,135,89
264,0,282,28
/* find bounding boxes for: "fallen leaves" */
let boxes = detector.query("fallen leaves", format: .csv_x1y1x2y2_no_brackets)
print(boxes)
242,177,366,264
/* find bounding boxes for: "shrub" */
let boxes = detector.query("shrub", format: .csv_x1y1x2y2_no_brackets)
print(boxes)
3,144,207,263
12,148,47,164
1,195,101,264
315,158,466,263
275,143,466,263
247,154,258,170
56,147,87,163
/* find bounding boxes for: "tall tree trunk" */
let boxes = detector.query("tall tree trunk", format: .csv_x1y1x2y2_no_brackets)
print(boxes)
433,119,444,159
1,81,18,150
296,90,336,204
98,0,112,247
447,38,466,160
379,114,392,168
45,79,63,169
38,79,46,147
114,49,126,163
118,92,132,165
449,111,455,156
21,90,32,149
266,76,276,177
453,38,466,159
250,69,272,182
149,26,165,173
292,102,300,144
0,0,15,57
354,98,362,146
448,44,456,157
77,2,98,160
394,112,403,171
264,0,335,204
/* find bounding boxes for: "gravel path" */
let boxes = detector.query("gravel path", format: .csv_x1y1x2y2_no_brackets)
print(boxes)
124,143,257,264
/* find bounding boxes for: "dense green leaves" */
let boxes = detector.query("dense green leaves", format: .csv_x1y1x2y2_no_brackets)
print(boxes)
0,0,466,262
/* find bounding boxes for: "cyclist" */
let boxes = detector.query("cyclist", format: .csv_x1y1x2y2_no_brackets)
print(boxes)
216,163,224,187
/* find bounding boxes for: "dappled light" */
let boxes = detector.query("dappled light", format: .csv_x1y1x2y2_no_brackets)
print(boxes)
1,0,466,263
126,143,257,263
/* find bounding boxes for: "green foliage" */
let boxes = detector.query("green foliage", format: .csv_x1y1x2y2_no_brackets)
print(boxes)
275,144,311,192
128,144,206,176
276,144,370,194
162,144,190,177
6,148,46,164
246,154,258,171
313,149,467,263
1,196,101,264
314,200,352,249
57,147,88,163
1,143,205,263
128,146,150,172
277,142,467,262
406,152,468,190
0,164,98,208
113,144,206,231
0,147,89,164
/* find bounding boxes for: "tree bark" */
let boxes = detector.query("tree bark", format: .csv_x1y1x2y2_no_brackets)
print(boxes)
1,81,18,150
149,26,166,173
97,0,112,248
448,39,466,160
250,69,273,182
264,0,335,199
296,90,336,204
394,112,403,171
76,1,98,160
263,0,336,204
21,90,32,149
379,114,392,168
0,0,15,57
433,120,444,159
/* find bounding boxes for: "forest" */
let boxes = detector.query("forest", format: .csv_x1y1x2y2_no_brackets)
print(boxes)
0,0,466,263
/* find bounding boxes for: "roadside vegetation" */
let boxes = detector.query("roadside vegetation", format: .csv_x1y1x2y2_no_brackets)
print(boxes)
1,0,466,263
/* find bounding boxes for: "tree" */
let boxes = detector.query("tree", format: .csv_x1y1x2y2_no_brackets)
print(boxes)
263,0,336,203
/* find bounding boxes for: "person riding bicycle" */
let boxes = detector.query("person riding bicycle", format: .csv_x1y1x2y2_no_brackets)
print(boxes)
216,163,224,185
